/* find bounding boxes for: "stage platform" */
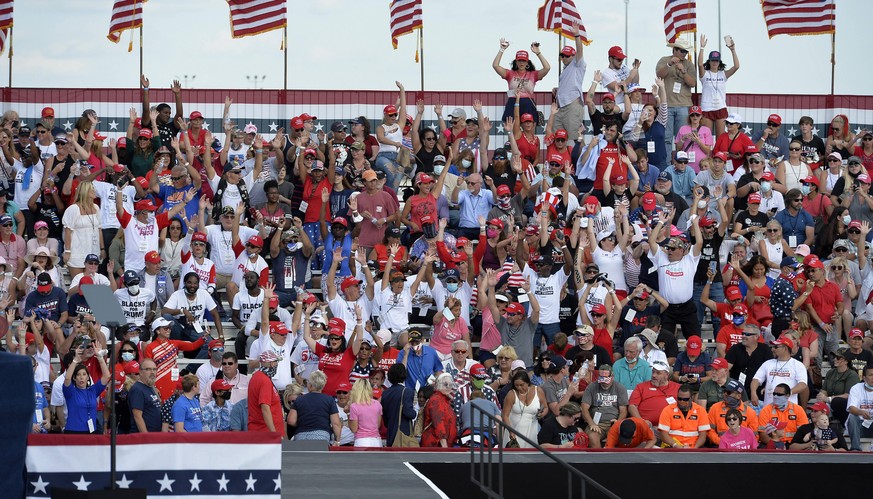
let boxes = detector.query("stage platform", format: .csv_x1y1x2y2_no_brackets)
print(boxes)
281,447,873,499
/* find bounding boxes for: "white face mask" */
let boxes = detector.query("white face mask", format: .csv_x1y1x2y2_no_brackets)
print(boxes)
842,214,852,225
761,181,772,193
461,159,472,169
696,200,707,209
127,285,140,295
434,163,444,175
121,352,135,362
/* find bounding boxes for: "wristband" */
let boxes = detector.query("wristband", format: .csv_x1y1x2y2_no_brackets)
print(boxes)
142,87,149,91
255,149,263,154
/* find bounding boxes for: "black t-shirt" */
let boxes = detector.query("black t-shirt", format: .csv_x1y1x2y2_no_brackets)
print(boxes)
735,210,770,234
590,110,625,136
790,134,826,164
638,252,658,291
725,343,773,397
694,233,725,283
734,173,762,212
484,163,518,192
565,344,612,367
156,120,180,153
664,192,689,226
53,154,76,192
33,201,64,240
600,189,632,208
415,146,442,174
558,290,579,336
844,349,873,379
128,381,163,432
656,330,680,359
618,303,662,342
537,415,580,446
790,422,848,450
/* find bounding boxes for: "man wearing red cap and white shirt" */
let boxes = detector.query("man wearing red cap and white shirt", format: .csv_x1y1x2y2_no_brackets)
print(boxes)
249,293,295,392
647,202,704,338
600,45,639,107
116,188,192,274
327,245,375,340
750,336,808,408
227,231,268,304
552,22,588,142
244,289,293,342
374,82,407,188
802,254,843,360
754,113,791,163
195,339,227,398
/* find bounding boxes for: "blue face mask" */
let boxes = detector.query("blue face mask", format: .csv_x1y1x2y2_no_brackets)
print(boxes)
800,185,811,196
461,159,472,169
434,163,444,175
773,394,789,410
865,383,873,391
446,282,459,293
732,315,746,326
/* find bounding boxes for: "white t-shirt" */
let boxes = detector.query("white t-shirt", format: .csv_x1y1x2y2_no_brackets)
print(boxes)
431,280,473,326
578,283,608,325
289,343,321,388
601,65,630,105
328,295,373,339
248,335,294,391
846,383,873,422
231,252,268,285
751,357,808,407
206,224,258,275
379,286,412,332
164,288,217,322
232,290,264,329
244,304,293,338
593,246,628,292
523,266,570,324
37,142,58,163
180,253,216,292
93,182,135,229
196,361,222,396
700,70,728,111
13,159,44,207
70,272,111,289
120,212,163,274
114,288,156,326
207,176,243,215
649,248,700,304
50,375,67,419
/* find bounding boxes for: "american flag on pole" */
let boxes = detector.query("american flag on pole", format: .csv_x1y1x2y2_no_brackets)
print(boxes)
0,1,11,55
26,433,282,499
107,0,145,44
537,0,591,45
761,0,835,38
663,0,697,43
389,0,422,49
227,0,287,38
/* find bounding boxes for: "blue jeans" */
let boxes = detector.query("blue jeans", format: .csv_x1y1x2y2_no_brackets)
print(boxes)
666,106,690,154
693,281,724,336
846,414,873,451
533,322,561,350
374,151,399,188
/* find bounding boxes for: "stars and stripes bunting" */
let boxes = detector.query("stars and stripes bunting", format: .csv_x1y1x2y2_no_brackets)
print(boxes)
227,0,287,39
663,0,697,44
537,0,591,45
761,0,835,38
389,0,422,49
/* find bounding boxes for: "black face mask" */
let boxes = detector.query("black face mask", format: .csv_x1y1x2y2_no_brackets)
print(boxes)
422,223,437,240
219,391,231,401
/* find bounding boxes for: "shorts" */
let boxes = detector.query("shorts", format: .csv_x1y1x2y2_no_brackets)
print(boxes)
215,273,232,291
702,108,728,121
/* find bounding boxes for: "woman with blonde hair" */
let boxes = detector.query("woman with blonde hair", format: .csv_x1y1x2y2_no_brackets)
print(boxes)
487,345,518,392
348,379,383,447
62,180,103,277
827,256,858,338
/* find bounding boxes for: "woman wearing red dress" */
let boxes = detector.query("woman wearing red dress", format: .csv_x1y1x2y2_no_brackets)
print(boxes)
143,317,205,400
420,373,458,447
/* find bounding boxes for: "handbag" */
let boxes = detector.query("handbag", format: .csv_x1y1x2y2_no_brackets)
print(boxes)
413,399,429,438
391,387,420,447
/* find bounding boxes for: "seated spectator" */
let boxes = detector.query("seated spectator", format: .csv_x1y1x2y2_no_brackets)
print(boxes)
705,378,757,447
605,417,657,448
580,364,628,448
816,347,860,424
612,336,651,392
658,383,710,448
538,401,585,449
789,401,848,451
757,382,808,448
717,408,758,450
846,365,873,451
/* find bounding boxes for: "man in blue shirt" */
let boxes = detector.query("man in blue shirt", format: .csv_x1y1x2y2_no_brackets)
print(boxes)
150,162,202,233
452,173,494,239
397,328,443,389
128,358,163,433
774,188,814,249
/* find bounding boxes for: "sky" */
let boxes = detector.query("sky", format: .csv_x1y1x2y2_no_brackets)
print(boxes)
3,0,868,96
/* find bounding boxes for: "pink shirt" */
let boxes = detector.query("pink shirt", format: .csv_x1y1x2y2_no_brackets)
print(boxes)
504,69,540,99
675,125,714,173
349,401,383,440
718,426,758,450
429,317,469,356
479,308,503,352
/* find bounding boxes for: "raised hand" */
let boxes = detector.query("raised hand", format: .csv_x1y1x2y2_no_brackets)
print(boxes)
149,109,158,124
396,81,404,91
171,79,182,94
700,35,708,49
499,38,510,50
129,107,138,121
481,117,492,133
140,74,150,89
416,99,425,114
333,246,343,260
434,103,443,116
176,117,188,131
521,275,531,293
530,42,541,55
472,100,482,113
593,70,602,83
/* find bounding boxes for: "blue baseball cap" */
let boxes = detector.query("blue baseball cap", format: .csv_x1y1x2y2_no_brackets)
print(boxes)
780,257,798,269
444,268,461,282
657,170,672,182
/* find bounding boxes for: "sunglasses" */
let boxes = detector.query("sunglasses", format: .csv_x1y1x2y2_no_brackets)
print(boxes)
830,158,843,163
767,122,780,127
789,147,801,151
831,266,844,271
453,349,468,354
849,162,862,166
560,54,572,58
497,356,512,360
742,333,757,337
749,159,761,164
424,137,436,141
221,362,236,366
336,391,349,395
666,246,682,251
388,113,398,118
773,392,789,396
864,137,873,141
834,247,848,252
726,417,739,422
591,313,604,318
121,349,136,353
849,229,862,234
170,175,185,181
677,397,691,401
211,347,224,352
767,228,780,233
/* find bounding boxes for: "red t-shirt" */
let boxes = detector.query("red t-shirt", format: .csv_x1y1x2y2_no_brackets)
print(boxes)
593,327,614,360
594,143,627,190
808,282,842,325
302,177,331,223
314,343,357,396
713,132,755,173
247,370,285,436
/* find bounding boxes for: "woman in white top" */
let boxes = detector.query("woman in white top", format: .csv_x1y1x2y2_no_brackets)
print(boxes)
697,35,740,139
62,181,103,277
160,217,185,285
777,140,811,192
374,81,407,189
587,205,630,300
758,219,793,279
818,152,844,197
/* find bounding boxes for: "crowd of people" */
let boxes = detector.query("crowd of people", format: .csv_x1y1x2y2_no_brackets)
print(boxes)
7,25,873,451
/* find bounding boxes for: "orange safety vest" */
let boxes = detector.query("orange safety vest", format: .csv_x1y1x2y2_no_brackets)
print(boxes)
757,402,809,443
658,402,711,447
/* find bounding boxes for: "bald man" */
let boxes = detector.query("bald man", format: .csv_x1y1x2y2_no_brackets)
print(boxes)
452,173,495,239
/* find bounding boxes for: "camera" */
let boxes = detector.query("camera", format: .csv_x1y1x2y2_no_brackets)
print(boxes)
80,337,92,350
594,273,614,287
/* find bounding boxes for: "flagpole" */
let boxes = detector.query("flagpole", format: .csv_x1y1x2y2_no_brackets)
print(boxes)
283,25,288,91
829,31,835,95
419,28,424,93
557,32,562,79
139,26,143,82
7,26,12,88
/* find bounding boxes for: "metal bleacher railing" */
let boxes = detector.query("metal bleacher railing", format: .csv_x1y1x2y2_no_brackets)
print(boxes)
469,402,620,499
